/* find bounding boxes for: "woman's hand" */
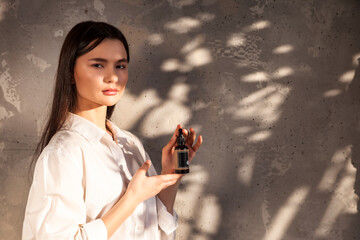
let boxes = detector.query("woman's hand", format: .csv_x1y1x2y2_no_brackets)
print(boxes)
161,124,203,174
125,160,182,205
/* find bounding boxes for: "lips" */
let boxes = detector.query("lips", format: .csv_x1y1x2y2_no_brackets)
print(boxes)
102,88,118,96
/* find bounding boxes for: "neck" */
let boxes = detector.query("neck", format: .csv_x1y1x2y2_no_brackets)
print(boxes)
74,106,108,131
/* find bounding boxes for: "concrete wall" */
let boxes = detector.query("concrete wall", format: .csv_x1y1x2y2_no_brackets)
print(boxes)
1,0,360,239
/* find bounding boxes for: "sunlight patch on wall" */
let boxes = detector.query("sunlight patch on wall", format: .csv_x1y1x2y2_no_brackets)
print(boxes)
185,48,212,67
54,29,64,37
227,33,246,47
241,67,294,83
323,89,342,98
262,186,310,240
140,82,191,138
271,67,294,79
241,85,277,105
26,54,51,72
195,12,215,22
317,163,343,192
233,84,291,126
0,59,20,112
168,82,190,101
176,165,209,237
93,0,105,15
238,154,256,186
161,58,180,72
167,0,198,8
164,17,201,34
353,53,360,66
338,70,355,83
272,45,294,54
234,126,252,135
147,33,164,46
248,130,272,142
317,146,351,192
181,35,205,54
191,100,211,111
195,195,221,235
241,71,269,82
243,20,271,32
0,106,14,120
314,158,358,238
0,0,9,22
161,48,212,72
113,89,161,130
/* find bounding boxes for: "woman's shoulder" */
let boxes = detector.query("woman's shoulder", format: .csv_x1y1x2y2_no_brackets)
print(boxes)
32,130,86,186
37,130,85,166
50,128,86,149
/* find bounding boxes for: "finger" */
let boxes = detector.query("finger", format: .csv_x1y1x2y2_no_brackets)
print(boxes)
162,124,181,153
192,135,203,152
183,128,189,139
139,160,151,173
186,128,196,146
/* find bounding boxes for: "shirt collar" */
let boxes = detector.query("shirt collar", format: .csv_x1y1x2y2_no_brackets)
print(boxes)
64,113,108,142
106,119,130,145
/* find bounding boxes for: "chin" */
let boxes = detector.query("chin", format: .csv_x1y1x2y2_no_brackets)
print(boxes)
101,97,121,105
103,102,118,107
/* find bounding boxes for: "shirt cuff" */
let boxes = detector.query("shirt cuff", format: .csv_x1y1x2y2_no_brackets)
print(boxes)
156,196,178,235
81,219,108,240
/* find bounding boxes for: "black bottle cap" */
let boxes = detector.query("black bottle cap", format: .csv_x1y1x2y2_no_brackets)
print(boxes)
177,128,186,146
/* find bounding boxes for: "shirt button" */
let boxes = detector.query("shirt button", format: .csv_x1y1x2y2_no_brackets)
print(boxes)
136,225,144,231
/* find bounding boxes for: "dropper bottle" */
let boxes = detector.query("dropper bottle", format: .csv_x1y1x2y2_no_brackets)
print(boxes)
174,128,190,174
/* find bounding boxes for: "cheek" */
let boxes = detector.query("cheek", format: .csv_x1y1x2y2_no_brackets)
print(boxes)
75,68,99,89
116,71,128,86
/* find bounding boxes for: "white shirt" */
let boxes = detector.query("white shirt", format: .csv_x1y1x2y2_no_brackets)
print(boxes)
22,113,178,240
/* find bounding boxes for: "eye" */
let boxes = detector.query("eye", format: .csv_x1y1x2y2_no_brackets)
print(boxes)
116,65,126,69
92,64,103,68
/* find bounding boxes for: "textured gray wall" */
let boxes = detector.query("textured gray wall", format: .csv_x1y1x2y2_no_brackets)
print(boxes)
1,0,360,239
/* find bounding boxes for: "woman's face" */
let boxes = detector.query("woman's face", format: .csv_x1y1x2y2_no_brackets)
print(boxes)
73,38,128,111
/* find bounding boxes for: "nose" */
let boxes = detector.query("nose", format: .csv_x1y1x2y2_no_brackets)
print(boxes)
104,67,118,83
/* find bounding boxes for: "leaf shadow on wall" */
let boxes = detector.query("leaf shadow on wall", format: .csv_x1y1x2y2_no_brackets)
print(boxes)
116,1,360,240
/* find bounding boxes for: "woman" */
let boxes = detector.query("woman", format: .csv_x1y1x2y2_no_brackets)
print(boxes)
22,21,202,239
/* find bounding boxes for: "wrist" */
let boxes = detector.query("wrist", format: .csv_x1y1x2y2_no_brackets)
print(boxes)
123,189,142,206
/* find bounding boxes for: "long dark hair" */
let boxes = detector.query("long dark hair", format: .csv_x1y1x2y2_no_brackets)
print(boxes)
30,21,130,173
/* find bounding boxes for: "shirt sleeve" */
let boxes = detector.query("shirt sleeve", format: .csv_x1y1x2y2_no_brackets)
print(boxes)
156,196,178,240
23,147,108,240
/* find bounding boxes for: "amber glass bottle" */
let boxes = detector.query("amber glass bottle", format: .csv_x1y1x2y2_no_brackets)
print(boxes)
174,128,189,174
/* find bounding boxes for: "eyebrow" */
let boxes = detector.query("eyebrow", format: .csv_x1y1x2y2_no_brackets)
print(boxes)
88,58,127,63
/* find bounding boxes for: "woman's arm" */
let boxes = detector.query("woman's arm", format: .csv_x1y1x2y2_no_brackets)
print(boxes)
101,160,182,238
